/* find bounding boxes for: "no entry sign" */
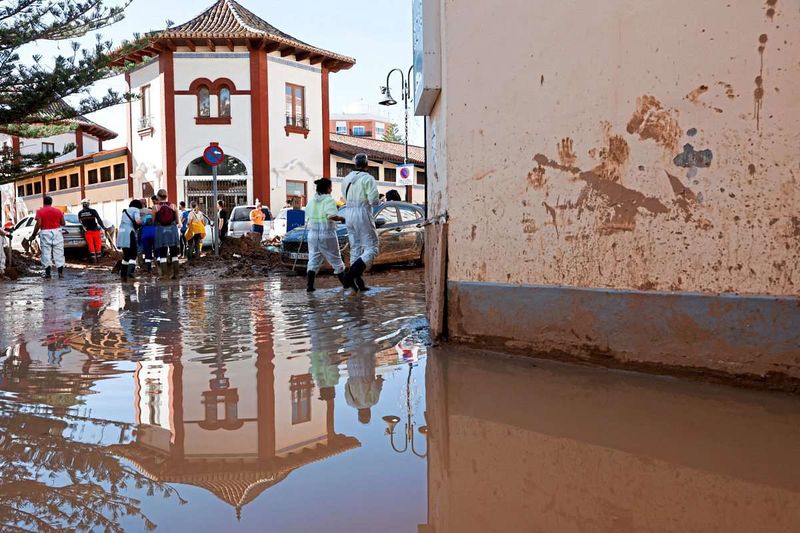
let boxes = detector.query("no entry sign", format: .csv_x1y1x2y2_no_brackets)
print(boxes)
203,144,225,166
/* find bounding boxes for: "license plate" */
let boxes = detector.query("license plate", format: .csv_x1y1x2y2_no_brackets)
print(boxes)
288,252,308,260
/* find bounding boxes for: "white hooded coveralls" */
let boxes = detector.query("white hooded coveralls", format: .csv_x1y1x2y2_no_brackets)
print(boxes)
305,193,345,274
341,171,380,266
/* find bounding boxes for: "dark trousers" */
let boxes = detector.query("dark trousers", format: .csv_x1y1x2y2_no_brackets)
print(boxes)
157,245,179,262
186,235,202,260
123,232,138,262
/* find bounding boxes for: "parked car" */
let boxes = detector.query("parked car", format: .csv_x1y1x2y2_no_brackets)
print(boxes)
228,205,275,241
268,207,292,240
9,213,113,254
280,201,425,271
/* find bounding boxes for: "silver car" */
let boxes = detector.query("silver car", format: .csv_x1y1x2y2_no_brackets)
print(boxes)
228,205,273,241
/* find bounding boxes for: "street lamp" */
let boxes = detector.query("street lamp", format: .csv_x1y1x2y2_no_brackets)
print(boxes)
379,66,414,202
381,363,427,458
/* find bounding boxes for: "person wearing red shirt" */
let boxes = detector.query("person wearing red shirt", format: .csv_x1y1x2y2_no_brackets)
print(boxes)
29,196,66,279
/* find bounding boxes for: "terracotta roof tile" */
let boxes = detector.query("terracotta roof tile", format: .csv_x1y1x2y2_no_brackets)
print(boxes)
330,133,425,165
144,0,354,66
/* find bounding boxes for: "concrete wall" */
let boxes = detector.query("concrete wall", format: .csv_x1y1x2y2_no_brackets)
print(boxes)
425,0,800,383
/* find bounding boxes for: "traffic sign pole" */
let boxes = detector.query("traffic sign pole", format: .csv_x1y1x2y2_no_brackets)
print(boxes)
203,143,225,257
212,164,219,257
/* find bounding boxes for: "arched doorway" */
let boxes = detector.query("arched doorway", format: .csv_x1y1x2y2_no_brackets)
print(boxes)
184,155,249,211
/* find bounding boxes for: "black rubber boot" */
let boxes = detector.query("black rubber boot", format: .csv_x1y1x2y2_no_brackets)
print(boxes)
346,259,367,292
128,263,136,279
43,266,51,279
356,277,370,292
159,262,170,281
306,271,316,292
121,263,128,282
337,271,349,289
57,266,64,279
171,260,180,280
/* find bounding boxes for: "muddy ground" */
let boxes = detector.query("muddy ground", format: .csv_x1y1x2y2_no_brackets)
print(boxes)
2,236,420,283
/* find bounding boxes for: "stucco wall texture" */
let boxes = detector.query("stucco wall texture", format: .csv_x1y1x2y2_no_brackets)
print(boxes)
431,0,799,296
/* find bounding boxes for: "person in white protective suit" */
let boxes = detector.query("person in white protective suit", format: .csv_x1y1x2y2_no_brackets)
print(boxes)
305,177,349,292
341,153,380,292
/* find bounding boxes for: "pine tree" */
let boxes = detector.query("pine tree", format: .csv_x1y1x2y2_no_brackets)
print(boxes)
382,122,404,143
0,0,139,183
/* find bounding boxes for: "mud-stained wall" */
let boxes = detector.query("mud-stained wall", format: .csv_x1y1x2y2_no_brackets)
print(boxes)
428,0,799,295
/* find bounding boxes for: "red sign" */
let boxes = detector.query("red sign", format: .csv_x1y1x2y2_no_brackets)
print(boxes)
203,144,225,166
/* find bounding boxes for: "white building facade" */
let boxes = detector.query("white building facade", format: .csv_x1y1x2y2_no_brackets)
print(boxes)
116,0,355,212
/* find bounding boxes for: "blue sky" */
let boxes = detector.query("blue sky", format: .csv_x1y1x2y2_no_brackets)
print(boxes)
24,0,423,146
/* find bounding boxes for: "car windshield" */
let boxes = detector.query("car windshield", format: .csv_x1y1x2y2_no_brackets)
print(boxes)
64,214,79,224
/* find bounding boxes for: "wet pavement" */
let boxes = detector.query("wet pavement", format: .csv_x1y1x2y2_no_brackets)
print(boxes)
1,269,800,532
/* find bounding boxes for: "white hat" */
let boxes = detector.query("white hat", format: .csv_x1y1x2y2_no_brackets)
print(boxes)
81,198,90,205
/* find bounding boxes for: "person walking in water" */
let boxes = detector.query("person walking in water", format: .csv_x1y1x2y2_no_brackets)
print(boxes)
305,178,348,292
341,153,380,292
117,199,142,281
28,196,66,279
77,199,108,264
152,189,180,280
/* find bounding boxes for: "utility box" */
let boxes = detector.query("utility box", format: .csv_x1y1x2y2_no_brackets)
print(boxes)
286,209,305,232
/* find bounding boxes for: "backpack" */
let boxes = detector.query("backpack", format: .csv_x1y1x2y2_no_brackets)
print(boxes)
156,203,175,226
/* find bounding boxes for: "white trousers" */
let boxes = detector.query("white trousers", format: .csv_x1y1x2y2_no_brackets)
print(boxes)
307,230,345,274
344,206,379,266
40,229,65,268
0,236,5,272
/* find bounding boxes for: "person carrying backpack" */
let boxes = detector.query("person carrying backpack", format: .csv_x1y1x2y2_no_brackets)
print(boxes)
152,189,180,280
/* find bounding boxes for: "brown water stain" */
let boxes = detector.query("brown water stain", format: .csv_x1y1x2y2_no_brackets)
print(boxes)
557,138,577,168
748,163,757,175
686,85,709,103
755,34,768,130
542,201,559,238
534,153,668,234
522,215,537,235
666,171,700,223
597,135,630,182
626,95,681,151
527,163,546,188
472,169,495,181
717,81,736,99
766,0,777,19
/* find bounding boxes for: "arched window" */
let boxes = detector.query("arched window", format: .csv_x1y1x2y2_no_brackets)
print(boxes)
219,86,231,117
185,155,248,176
197,86,210,117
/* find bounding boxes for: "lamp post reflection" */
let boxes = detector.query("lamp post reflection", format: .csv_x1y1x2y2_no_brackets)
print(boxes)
382,343,427,458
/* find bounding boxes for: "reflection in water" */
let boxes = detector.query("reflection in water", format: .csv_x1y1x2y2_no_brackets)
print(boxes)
0,402,184,532
0,270,429,531
425,348,800,533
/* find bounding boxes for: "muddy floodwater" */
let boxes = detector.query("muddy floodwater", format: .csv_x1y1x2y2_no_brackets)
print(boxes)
1,268,800,532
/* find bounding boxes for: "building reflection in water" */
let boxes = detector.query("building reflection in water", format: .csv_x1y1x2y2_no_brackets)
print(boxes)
424,347,800,533
0,272,430,530
112,284,362,520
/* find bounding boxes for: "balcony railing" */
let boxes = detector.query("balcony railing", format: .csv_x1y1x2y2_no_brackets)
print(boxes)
285,114,310,129
351,129,373,137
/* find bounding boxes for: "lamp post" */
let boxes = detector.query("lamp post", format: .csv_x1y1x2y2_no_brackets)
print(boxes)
381,363,427,458
379,66,414,202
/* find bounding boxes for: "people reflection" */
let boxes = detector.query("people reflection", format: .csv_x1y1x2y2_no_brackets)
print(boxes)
345,344,384,424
